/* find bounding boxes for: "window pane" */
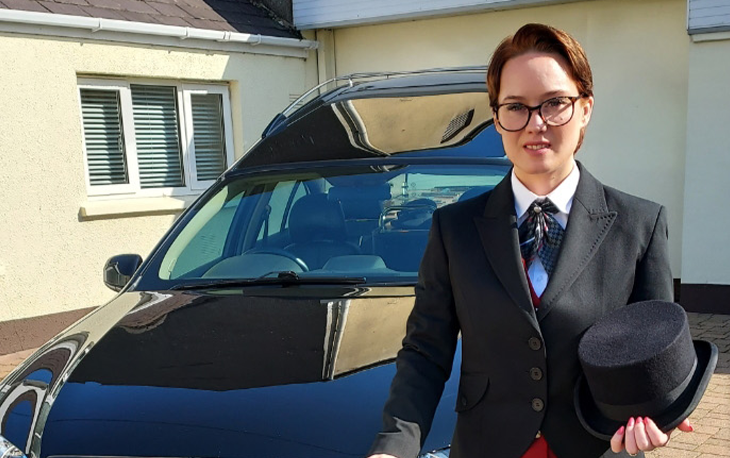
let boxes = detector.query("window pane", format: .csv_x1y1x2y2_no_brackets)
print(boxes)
191,93,227,181
79,89,128,186
131,85,184,188
161,181,248,279
262,180,296,239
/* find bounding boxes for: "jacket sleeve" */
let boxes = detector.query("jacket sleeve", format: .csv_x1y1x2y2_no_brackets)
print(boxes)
368,208,461,458
629,205,674,303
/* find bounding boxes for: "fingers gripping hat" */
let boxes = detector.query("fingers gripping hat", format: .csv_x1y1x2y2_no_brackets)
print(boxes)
574,300,718,440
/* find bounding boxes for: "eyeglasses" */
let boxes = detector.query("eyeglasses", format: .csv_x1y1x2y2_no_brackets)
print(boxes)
494,95,585,132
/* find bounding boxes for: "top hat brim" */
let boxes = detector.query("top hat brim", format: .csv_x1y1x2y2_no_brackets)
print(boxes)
574,340,718,440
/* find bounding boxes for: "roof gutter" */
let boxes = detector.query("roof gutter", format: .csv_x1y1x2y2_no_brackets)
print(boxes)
0,9,317,54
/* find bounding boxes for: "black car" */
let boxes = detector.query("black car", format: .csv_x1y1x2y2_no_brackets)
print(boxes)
0,68,510,458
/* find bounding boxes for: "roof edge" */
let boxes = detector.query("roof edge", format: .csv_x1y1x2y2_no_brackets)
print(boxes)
0,9,317,55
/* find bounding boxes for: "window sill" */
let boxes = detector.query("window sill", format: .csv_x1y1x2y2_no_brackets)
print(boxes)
79,195,199,220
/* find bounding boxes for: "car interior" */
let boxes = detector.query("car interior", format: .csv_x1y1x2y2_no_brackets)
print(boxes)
158,167,499,283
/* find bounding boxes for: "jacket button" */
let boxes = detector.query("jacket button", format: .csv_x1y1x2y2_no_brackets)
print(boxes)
532,398,544,412
460,396,468,407
528,337,542,351
530,367,543,381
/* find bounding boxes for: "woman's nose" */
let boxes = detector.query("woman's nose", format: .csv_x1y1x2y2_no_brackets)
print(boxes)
526,108,547,132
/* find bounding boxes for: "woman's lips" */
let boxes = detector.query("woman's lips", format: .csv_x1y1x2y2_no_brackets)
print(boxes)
523,142,551,153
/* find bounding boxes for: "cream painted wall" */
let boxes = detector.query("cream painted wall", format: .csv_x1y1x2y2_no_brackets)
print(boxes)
330,0,689,277
0,34,315,321
681,36,730,284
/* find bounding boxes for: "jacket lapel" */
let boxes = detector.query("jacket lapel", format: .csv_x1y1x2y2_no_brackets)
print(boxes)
474,175,536,321
537,163,617,321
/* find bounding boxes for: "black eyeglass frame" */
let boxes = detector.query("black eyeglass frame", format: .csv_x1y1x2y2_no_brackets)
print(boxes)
492,95,586,132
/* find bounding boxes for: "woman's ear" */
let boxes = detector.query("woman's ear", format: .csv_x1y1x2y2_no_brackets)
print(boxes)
493,109,505,135
580,96,594,127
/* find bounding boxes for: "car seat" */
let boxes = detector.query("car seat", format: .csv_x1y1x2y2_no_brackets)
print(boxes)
285,194,360,270
328,184,391,241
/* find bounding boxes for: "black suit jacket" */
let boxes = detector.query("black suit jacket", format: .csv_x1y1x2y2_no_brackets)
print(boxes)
369,162,673,458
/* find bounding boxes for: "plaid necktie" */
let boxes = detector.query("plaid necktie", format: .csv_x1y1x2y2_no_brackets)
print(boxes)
518,199,565,276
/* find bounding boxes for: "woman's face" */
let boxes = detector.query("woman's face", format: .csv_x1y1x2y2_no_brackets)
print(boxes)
494,52,593,193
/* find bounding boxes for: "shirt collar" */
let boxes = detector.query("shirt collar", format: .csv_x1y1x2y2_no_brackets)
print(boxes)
512,161,580,219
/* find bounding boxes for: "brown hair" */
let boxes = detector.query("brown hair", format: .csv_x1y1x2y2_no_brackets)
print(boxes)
487,23,594,109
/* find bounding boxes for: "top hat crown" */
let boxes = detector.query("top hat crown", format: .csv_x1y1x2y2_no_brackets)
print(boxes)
575,300,718,440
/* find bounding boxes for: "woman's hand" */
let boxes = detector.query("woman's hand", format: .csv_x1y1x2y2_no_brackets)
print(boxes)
610,416,694,455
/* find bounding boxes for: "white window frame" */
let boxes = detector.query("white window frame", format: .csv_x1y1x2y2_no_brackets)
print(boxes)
78,78,235,199
181,84,236,192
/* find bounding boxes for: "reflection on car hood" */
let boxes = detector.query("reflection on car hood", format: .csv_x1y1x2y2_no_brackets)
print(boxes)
67,289,415,388
1,290,459,457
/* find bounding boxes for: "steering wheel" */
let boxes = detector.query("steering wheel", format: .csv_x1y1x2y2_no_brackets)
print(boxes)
243,247,309,272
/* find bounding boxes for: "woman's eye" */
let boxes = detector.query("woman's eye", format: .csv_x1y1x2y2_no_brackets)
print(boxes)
546,98,569,108
506,103,526,112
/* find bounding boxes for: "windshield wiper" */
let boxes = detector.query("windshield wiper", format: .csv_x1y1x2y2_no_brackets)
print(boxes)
171,271,367,290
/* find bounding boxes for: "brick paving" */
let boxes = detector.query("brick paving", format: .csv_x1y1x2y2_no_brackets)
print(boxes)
0,312,727,455
0,348,35,381
647,313,730,458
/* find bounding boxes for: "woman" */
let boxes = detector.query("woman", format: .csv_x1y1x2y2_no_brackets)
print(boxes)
367,23,691,458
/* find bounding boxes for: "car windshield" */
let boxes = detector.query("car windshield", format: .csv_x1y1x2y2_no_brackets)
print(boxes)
151,161,508,287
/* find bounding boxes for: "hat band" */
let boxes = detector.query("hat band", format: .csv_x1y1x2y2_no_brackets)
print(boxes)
593,357,698,422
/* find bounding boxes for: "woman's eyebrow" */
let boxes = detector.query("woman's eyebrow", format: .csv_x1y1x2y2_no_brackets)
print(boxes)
541,90,571,98
500,95,525,102
499,90,572,103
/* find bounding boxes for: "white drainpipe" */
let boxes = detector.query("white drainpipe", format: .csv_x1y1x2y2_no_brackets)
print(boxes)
0,9,318,50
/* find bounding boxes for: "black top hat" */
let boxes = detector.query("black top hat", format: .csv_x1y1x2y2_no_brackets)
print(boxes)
574,300,718,440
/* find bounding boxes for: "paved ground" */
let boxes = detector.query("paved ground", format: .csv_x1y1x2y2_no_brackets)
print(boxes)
0,312,727,456
646,313,730,458
0,347,35,379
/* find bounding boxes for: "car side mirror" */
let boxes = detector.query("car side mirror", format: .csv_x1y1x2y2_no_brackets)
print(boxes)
104,254,143,292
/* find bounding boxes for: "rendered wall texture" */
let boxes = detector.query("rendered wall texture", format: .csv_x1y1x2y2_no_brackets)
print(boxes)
0,34,314,321
681,36,730,284
330,0,690,278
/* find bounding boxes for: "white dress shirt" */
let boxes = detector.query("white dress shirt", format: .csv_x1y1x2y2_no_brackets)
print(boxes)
512,162,580,297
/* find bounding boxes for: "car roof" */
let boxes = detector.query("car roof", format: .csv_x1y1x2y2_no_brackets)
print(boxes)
301,67,489,106
231,67,503,170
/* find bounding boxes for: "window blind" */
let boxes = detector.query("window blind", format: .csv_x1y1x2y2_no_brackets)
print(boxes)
131,85,184,188
79,89,128,186
191,93,227,181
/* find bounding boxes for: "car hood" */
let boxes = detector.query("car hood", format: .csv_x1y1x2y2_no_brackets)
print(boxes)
1,289,459,457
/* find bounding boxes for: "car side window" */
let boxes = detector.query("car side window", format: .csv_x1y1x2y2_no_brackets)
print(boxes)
285,183,308,230
256,180,307,241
